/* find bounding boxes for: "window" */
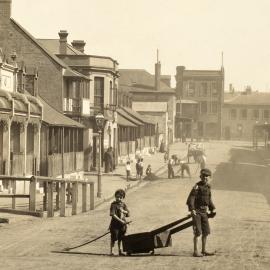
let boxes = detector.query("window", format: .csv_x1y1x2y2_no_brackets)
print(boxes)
201,101,207,114
240,109,247,119
252,109,259,119
263,110,269,119
201,82,208,96
94,77,104,110
211,102,218,114
188,81,195,97
212,82,218,96
110,81,113,105
230,109,237,120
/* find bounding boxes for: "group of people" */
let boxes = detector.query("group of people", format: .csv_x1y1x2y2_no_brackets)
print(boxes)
109,167,216,257
167,155,191,179
125,158,144,181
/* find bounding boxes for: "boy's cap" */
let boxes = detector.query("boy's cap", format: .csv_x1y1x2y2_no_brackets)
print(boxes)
200,168,211,176
115,189,126,198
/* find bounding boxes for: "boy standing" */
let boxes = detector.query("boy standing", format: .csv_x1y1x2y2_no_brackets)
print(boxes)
186,168,216,257
168,156,175,179
109,189,130,256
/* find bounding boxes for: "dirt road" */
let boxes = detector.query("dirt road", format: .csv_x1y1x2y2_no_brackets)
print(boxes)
0,141,269,270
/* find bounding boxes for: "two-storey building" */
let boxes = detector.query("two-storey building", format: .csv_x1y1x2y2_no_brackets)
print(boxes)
175,65,224,140
223,90,270,140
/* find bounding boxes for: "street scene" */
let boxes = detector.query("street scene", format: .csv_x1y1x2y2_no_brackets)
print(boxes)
0,0,270,269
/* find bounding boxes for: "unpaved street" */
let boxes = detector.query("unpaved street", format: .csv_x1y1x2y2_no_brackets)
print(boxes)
0,141,269,270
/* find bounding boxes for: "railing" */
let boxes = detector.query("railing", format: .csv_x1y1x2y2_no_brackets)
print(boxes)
0,175,95,218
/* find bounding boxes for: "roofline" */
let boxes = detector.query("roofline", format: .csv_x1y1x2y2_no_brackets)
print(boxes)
57,53,119,64
10,18,65,68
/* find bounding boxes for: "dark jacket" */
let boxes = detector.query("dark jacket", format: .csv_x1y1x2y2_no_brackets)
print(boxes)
186,180,215,211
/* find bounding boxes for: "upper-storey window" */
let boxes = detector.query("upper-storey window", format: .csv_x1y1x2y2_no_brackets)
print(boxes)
252,109,259,119
201,82,208,96
263,110,269,119
212,81,218,96
187,81,195,97
240,109,247,120
110,81,113,105
94,77,104,110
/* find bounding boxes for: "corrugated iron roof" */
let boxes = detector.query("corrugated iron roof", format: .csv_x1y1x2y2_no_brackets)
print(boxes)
121,106,153,125
40,97,84,128
117,113,136,127
117,108,143,126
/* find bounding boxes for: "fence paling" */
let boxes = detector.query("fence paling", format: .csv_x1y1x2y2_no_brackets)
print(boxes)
0,175,95,217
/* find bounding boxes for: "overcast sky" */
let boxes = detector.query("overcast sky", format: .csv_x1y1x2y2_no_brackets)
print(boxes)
12,0,270,91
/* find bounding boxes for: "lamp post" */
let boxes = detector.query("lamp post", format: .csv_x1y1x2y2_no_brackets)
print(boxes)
95,113,105,198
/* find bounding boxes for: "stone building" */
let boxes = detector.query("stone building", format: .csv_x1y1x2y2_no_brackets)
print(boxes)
175,65,224,140
223,90,270,140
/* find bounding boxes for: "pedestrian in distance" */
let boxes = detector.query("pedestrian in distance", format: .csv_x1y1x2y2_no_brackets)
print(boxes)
186,168,216,257
164,151,168,163
144,164,159,181
109,189,130,256
139,158,144,179
178,159,191,178
168,156,175,179
135,159,140,179
126,161,131,181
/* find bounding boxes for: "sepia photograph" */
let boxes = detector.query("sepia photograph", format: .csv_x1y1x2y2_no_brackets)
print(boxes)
0,0,269,269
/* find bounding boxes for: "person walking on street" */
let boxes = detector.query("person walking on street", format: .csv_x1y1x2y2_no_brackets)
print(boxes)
109,189,130,256
168,156,175,179
186,168,216,257
139,158,144,179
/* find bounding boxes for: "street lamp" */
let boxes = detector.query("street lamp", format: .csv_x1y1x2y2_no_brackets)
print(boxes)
95,113,105,198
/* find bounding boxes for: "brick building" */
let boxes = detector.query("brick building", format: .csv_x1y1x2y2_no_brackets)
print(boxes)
0,0,119,172
119,59,176,150
175,65,224,140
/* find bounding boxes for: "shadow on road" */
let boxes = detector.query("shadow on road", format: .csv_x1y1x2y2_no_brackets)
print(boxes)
211,147,270,205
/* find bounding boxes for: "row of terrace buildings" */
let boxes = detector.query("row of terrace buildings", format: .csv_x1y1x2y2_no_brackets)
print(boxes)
0,0,158,192
1,1,269,193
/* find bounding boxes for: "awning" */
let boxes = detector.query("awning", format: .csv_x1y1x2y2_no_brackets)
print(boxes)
0,96,11,111
29,101,41,115
117,113,136,127
121,106,153,125
40,97,84,128
117,108,143,126
13,99,28,113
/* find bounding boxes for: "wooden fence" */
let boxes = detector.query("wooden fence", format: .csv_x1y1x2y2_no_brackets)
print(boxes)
0,175,95,218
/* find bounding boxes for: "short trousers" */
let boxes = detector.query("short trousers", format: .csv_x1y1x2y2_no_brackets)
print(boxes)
192,210,210,236
110,225,127,242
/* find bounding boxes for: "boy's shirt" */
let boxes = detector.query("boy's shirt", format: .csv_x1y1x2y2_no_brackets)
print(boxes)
126,164,131,171
110,201,129,226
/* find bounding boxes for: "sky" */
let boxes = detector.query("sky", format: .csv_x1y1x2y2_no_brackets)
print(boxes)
11,0,270,91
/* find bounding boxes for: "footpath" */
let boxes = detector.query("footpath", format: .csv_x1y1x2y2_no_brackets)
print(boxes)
0,142,190,221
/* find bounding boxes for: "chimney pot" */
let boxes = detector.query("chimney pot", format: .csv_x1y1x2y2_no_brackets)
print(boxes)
71,40,86,53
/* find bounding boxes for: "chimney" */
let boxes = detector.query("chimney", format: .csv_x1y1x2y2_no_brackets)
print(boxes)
0,0,12,22
58,30,68,54
71,40,86,53
155,61,161,91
